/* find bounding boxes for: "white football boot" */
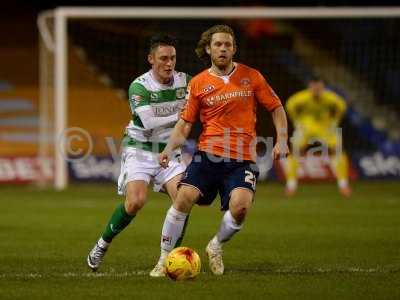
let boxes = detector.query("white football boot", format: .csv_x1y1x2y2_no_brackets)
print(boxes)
206,240,224,275
149,259,166,277
87,242,107,271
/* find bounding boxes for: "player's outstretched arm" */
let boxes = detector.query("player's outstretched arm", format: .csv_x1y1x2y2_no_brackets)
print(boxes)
159,119,193,168
271,106,289,160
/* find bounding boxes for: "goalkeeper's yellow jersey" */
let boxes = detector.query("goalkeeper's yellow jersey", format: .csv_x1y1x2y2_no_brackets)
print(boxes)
285,89,346,128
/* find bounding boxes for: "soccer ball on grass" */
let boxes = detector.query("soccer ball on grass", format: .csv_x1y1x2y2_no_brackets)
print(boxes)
165,247,201,281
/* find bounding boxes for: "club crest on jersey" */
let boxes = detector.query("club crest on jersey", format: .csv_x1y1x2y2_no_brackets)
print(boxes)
176,88,186,99
240,77,251,86
131,95,142,105
202,85,215,94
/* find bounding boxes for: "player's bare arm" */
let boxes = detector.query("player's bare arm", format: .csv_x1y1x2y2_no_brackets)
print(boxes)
271,106,289,160
159,119,193,168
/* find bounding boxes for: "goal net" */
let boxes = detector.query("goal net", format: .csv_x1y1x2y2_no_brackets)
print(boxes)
38,7,400,189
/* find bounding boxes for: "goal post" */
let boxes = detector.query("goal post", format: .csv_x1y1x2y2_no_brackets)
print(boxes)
37,7,400,189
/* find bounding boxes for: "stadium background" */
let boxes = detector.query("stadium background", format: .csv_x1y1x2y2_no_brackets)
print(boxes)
1,1,400,184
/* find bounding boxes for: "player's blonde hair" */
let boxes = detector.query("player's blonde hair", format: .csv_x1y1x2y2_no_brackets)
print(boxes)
195,24,236,63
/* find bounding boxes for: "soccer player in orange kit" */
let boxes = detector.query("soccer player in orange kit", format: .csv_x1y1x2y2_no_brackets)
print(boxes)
150,24,289,276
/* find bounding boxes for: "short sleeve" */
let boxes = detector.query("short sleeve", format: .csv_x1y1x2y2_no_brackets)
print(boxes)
128,81,151,114
180,82,200,123
254,71,282,112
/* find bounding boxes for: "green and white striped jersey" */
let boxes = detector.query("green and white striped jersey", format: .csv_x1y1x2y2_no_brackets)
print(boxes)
123,70,191,152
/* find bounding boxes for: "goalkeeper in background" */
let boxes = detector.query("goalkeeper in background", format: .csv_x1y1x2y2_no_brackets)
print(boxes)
285,76,351,197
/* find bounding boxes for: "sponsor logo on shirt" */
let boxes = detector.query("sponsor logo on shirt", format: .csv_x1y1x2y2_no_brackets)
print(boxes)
205,90,253,106
150,92,158,100
153,103,182,116
240,77,251,86
202,85,215,94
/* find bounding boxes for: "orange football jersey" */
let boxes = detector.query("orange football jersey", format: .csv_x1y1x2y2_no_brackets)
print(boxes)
181,63,282,161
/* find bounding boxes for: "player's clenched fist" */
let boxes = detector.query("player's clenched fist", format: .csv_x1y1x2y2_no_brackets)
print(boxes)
159,150,171,168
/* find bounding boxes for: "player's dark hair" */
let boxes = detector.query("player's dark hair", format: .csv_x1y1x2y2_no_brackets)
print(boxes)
195,24,236,63
309,75,324,83
149,34,177,53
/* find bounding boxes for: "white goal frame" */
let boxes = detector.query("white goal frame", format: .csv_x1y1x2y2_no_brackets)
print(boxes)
37,6,400,190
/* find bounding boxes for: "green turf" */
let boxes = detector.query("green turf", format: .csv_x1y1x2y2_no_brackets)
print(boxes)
0,182,399,299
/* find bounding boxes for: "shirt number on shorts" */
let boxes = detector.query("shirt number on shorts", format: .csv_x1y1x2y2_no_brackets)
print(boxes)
244,170,256,190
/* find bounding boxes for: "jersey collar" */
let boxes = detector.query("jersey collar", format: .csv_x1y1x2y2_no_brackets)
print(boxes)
150,70,176,89
208,62,238,84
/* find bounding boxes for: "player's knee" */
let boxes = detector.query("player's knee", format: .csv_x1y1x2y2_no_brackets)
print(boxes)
173,199,191,213
229,191,253,223
173,186,199,213
125,192,146,215
231,205,248,223
230,199,251,223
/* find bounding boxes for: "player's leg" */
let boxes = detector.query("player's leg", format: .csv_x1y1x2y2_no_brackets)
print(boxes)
160,151,214,257
285,154,299,196
162,174,190,248
206,162,257,275
150,185,199,277
149,185,199,276
162,185,199,251
151,152,220,277
103,180,148,243
327,131,351,197
286,127,307,196
207,188,254,275
87,148,154,271
153,156,189,248
150,152,214,277
163,174,181,200
150,173,191,277
331,151,351,197
87,180,149,271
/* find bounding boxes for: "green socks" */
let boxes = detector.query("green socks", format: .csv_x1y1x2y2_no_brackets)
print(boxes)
102,203,135,243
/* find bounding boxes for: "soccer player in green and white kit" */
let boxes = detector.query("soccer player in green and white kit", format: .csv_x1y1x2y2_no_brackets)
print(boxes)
87,34,191,277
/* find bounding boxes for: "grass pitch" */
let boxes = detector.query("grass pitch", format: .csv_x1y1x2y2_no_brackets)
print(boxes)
0,181,399,299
